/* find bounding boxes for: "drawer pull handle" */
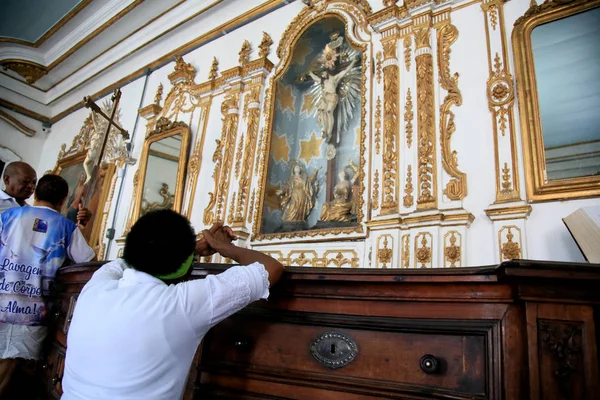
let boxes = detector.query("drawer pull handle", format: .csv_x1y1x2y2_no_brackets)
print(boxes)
310,331,358,370
420,354,439,374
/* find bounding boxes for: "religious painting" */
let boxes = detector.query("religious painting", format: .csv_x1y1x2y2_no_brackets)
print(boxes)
260,17,364,237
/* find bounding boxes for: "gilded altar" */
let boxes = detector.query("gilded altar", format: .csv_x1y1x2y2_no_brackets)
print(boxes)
103,0,600,267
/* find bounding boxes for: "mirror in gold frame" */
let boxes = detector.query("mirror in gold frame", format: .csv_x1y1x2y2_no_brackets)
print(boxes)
513,0,600,201
132,117,190,222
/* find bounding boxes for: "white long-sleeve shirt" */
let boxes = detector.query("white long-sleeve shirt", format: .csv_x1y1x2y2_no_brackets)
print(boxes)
62,258,269,400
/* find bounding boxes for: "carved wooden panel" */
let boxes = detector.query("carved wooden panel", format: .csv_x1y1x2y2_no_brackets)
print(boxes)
526,303,599,400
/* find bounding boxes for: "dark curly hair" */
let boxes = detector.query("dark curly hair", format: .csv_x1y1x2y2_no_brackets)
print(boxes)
35,174,69,206
123,209,195,276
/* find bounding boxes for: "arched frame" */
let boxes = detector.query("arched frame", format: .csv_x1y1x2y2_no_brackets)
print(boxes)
252,1,372,242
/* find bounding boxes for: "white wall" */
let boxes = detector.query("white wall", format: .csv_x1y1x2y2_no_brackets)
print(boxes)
0,107,48,174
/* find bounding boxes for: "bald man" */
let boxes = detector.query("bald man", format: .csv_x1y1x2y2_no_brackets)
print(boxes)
1,162,91,224
0,162,37,213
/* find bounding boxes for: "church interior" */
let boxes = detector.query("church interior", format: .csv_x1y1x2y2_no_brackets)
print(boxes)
0,0,599,398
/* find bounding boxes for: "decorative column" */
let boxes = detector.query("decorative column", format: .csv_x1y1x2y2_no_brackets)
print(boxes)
413,15,437,210
380,30,400,216
231,33,274,240
481,0,531,261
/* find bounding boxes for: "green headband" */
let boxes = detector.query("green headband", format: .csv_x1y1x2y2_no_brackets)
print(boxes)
155,253,194,280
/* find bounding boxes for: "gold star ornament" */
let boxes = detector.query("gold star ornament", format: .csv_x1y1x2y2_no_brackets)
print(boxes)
271,133,290,163
277,84,296,113
299,131,324,164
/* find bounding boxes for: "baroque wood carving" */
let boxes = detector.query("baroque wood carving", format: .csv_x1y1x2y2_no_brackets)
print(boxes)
437,22,467,200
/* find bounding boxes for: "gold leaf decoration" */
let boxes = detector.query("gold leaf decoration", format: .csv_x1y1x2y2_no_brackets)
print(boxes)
415,233,432,268
381,39,399,214
403,165,414,208
404,88,413,148
438,22,467,200
374,96,382,154
415,27,436,209
372,170,380,210
299,131,324,164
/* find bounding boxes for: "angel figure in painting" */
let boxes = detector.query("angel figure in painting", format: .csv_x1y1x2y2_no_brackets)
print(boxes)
303,32,362,160
276,162,321,223
320,163,358,223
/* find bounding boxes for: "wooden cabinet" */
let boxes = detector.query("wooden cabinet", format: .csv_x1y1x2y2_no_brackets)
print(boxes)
46,260,600,399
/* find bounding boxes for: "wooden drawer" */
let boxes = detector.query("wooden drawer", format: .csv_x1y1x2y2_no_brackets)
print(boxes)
199,310,498,399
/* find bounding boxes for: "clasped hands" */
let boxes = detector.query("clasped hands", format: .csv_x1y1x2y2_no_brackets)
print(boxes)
195,221,238,257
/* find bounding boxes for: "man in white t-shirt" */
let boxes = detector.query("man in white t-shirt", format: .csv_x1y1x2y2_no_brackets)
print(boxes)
62,209,285,400
0,174,96,396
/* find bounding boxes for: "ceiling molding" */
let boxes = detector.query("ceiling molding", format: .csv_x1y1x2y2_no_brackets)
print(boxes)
0,60,47,84
0,99,50,124
0,0,93,48
0,109,36,136
0,0,292,124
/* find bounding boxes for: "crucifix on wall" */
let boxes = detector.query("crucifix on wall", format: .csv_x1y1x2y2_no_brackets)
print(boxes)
79,89,130,223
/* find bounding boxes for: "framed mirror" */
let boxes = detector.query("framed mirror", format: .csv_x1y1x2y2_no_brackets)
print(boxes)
131,117,190,223
513,0,600,201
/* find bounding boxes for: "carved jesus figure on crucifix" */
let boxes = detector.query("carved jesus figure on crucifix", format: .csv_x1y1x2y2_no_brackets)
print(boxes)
308,56,357,144
302,32,361,160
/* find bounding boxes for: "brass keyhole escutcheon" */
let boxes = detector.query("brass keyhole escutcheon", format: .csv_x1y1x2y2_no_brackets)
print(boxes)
310,331,358,370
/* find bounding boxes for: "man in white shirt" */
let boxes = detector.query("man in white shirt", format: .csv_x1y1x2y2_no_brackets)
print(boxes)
62,209,284,400
0,174,96,397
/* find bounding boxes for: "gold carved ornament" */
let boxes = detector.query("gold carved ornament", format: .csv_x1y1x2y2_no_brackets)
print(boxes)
209,57,219,81
404,88,413,148
444,231,461,267
377,236,393,268
380,39,399,214
402,234,410,268
247,189,256,224
374,96,382,154
371,170,380,210
239,40,252,67
183,102,212,219
233,86,262,225
403,37,411,71
227,192,237,224
325,251,359,268
1,60,47,84
414,26,437,209
235,134,244,179
375,51,383,84
513,0,600,201
253,3,369,241
403,165,414,208
258,32,274,58
204,93,240,224
437,22,467,200
415,233,432,268
154,83,163,105
500,226,521,260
